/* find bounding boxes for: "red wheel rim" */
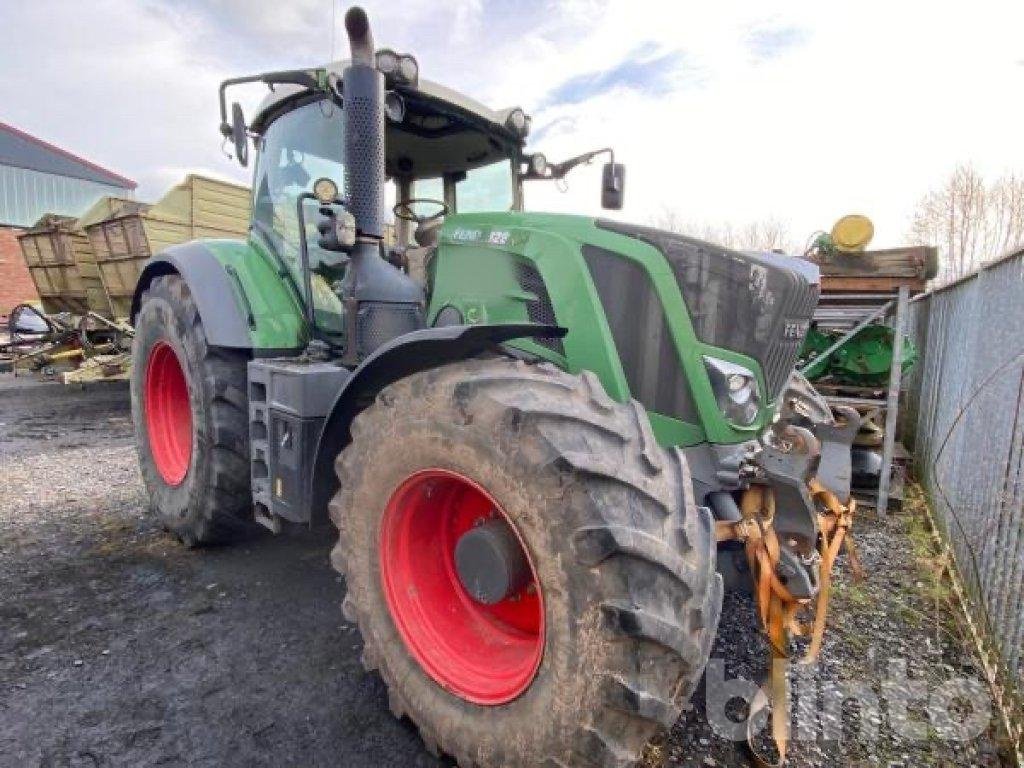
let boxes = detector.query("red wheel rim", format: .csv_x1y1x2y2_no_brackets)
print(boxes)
144,341,192,486
379,469,544,705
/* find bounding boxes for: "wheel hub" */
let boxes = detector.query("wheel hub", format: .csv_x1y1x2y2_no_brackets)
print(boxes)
454,519,531,605
378,469,544,705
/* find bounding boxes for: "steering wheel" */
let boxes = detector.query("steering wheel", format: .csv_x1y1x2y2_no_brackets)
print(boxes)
393,198,448,224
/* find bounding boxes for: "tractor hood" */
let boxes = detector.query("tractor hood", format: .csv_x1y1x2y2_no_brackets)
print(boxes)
436,211,820,411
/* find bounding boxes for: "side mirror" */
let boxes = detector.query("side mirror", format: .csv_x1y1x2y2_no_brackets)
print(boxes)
601,162,625,210
231,102,249,167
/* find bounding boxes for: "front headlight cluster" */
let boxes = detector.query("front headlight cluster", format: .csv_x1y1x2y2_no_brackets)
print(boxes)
704,356,760,426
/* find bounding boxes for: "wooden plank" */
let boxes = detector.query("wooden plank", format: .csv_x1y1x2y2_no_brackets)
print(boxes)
815,245,937,278
821,275,927,293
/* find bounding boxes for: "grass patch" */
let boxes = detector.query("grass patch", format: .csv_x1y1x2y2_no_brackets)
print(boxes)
834,579,872,608
900,485,954,607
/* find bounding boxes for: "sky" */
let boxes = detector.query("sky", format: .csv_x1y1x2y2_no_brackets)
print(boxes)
2,0,1023,248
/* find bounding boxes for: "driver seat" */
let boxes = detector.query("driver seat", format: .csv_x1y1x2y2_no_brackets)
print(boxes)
404,216,444,286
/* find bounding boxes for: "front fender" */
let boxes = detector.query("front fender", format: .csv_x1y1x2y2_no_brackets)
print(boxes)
308,322,566,522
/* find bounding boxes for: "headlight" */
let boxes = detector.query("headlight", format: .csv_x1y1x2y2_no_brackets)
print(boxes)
375,49,399,76
506,108,530,136
704,356,760,426
398,55,419,84
375,50,418,86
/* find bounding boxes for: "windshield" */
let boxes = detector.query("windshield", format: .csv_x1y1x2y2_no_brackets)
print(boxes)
252,99,346,333
415,159,514,214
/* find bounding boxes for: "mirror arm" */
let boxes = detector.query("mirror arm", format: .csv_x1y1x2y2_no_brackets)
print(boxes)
549,147,614,179
218,69,325,136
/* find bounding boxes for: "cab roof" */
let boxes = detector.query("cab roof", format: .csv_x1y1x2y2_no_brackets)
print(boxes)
249,62,528,179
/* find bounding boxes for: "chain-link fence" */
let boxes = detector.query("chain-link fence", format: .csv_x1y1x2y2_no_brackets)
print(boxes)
902,247,1024,728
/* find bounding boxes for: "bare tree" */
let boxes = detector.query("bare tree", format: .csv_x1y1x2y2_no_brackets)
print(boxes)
649,207,796,253
909,164,1024,284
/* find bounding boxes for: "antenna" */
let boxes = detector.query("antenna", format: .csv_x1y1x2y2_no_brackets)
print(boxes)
330,0,337,61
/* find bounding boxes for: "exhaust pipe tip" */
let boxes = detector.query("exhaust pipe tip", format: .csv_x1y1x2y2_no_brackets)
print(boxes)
345,6,375,65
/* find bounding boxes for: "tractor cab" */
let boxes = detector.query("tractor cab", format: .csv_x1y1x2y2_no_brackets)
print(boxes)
247,69,524,244
233,64,623,323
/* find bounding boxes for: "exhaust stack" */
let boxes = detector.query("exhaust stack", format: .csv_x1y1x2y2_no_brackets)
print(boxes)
342,6,385,239
345,6,375,65
335,6,425,365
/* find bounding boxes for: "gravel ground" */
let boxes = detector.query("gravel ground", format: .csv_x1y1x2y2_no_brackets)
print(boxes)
0,376,1010,767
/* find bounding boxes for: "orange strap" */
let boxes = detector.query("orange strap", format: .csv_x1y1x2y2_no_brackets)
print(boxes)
796,480,859,663
720,482,858,767
740,486,795,767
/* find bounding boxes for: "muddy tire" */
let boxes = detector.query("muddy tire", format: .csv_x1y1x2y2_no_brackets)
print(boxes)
130,274,253,546
329,358,722,767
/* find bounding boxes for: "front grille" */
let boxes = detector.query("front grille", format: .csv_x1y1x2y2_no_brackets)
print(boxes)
515,261,564,356
582,245,699,424
761,280,819,398
596,220,819,400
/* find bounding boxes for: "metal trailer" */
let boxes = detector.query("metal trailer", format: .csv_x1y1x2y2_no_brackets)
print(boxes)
18,213,112,317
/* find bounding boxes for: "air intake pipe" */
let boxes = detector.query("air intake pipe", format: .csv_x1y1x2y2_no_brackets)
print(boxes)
342,6,385,239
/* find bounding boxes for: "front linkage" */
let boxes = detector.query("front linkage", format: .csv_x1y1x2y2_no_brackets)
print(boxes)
716,392,863,766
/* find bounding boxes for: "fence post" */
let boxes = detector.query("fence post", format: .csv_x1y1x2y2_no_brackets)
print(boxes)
878,285,909,512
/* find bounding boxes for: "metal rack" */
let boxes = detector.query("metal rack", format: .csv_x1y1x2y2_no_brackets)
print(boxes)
806,285,912,511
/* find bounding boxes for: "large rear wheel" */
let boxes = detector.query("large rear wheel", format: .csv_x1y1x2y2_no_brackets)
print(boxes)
330,358,722,767
130,274,254,545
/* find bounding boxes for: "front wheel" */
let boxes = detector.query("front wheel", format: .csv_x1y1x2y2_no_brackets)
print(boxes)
130,274,254,546
330,358,722,767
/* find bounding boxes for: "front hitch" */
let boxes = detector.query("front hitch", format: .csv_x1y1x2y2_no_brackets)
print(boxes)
712,383,864,767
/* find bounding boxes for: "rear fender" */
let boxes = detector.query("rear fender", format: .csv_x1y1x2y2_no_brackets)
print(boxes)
132,243,252,348
131,239,306,353
308,322,566,524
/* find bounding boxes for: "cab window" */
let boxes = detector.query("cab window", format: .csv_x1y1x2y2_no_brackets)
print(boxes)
252,100,346,332
414,159,514,214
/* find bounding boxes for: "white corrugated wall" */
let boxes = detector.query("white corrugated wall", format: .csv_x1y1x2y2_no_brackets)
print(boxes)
0,164,131,227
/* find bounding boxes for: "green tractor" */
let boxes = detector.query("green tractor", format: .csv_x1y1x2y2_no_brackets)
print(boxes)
130,7,858,766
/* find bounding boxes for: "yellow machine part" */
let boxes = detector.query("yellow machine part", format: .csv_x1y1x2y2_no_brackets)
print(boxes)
830,214,874,253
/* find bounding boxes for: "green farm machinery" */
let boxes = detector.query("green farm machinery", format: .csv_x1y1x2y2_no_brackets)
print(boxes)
800,323,918,386
130,8,859,766
799,214,922,389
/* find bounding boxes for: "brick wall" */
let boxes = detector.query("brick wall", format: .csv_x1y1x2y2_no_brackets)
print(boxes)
0,226,38,315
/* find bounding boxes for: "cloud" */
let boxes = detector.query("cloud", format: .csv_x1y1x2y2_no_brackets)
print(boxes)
537,45,694,109
745,24,808,62
530,116,578,145
2,0,1023,250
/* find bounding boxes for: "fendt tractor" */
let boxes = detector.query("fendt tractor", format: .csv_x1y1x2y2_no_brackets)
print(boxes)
130,7,860,767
